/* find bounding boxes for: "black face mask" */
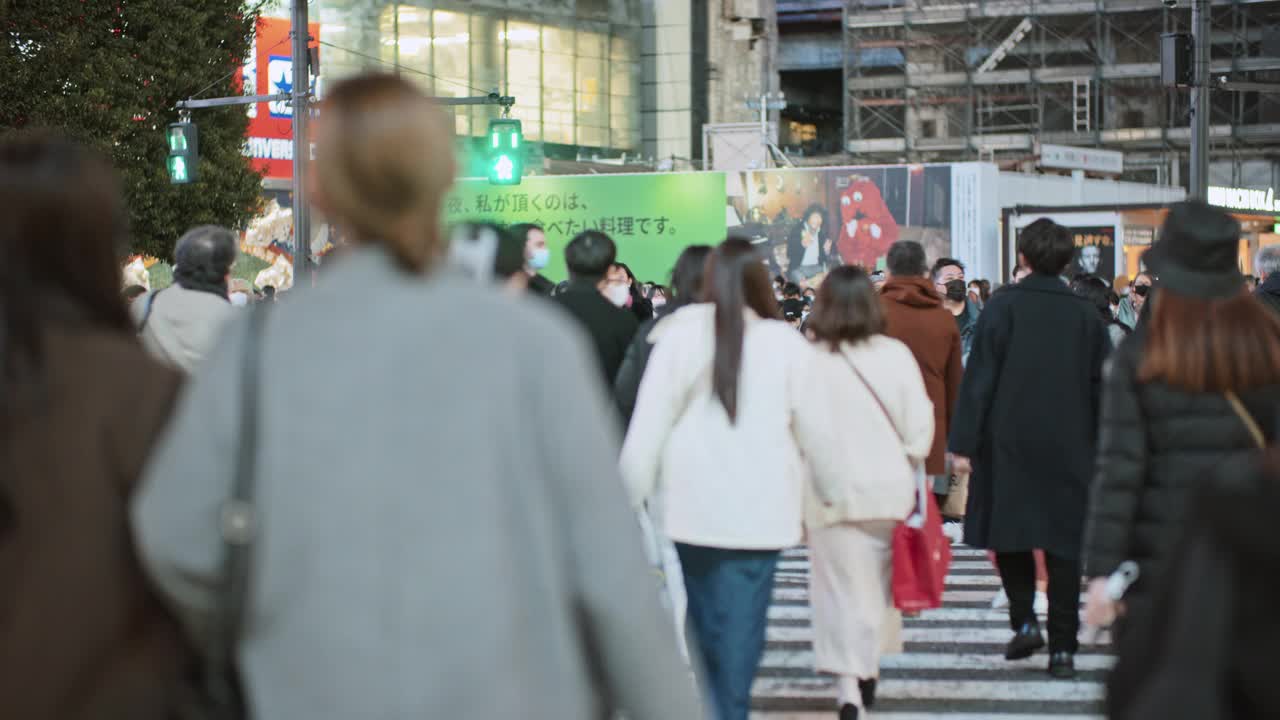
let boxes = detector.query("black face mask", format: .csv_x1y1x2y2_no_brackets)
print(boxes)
1133,284,1150,298
945,279,968,302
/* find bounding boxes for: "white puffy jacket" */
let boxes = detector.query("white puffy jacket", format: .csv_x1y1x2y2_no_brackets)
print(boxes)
800,335,935,530
620,304,827,550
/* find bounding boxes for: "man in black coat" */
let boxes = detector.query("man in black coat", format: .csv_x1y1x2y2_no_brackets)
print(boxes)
948,218,1109,679
553,230,640,388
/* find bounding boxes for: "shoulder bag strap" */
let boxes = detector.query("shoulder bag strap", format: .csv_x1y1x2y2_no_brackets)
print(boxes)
839,349,928,521
202,303,269,711
1225,391,1266,450
839,350,902,444
137,287,165,333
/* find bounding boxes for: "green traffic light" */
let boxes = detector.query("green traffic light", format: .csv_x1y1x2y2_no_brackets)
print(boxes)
168,155,189,183
166,121,198,183
494,155,514,182
485,118,523,185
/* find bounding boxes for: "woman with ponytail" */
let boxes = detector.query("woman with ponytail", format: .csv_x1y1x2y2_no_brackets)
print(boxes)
621,237,834,720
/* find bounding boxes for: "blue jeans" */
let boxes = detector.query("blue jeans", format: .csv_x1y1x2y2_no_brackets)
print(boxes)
676,543,780,720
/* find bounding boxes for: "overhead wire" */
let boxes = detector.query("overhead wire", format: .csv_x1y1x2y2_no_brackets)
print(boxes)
180,33,294,108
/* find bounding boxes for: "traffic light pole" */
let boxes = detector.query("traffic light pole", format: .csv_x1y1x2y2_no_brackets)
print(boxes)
175,2,315,286
291,0,313,289
1190,0,1211,201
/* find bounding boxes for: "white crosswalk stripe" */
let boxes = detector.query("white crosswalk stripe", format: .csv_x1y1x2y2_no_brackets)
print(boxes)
752,544,1108,718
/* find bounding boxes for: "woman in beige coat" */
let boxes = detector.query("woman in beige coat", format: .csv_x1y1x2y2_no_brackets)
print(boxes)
799,267,934,720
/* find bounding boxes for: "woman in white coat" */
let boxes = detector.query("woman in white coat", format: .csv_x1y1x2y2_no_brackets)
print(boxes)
621,237,830,720
802,266,935,720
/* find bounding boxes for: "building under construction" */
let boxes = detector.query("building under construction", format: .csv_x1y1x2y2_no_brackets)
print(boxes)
779,0,1280,186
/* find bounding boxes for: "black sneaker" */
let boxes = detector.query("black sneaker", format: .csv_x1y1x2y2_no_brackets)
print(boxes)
839,703,860,720
1005,620,1046,660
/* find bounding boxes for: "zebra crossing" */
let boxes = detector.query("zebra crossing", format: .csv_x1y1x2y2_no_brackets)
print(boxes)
751,545,1109,718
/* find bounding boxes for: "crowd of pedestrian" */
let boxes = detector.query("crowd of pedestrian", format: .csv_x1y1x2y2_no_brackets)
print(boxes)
4,70,1280,720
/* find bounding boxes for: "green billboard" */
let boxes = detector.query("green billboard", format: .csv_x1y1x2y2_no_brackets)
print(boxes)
444,172,728,283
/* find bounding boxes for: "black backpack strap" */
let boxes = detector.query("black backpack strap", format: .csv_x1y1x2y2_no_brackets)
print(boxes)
138,287,166,333
201,303,268,715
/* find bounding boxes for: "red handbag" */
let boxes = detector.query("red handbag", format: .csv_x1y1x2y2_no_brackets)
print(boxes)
891,476,951,612
840,353,952,612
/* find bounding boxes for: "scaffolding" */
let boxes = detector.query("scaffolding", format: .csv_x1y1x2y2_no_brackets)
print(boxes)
840,0,1280,182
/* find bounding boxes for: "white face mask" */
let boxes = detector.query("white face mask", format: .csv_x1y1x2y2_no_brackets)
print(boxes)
652,297,667,308
604,283,630,307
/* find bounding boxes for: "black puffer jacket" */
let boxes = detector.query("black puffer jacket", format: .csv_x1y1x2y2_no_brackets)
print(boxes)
1107,453,1280,720
1082,331,1280,601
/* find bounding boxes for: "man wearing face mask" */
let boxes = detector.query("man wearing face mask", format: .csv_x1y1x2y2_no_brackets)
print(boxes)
1116,272,1152,330
934,258,981,364
553,230,640,388
511,223,556,295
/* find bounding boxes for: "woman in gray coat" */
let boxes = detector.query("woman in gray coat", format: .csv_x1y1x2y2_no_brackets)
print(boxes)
132,74,702,720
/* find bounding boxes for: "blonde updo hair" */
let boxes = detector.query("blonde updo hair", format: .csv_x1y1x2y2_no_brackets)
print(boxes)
314,74,456,273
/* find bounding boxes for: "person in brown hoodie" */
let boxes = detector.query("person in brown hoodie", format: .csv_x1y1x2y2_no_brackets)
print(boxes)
879,241,964,511
0,133,193,719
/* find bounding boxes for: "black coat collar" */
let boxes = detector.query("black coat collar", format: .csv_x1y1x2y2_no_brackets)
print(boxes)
1013,273,1072,295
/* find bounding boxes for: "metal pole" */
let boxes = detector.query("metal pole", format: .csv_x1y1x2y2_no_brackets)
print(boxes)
291,0,312,287
1190,0,1211,200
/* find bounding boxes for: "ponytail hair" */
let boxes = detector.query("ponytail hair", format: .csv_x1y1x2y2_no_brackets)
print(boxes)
704,237,781,422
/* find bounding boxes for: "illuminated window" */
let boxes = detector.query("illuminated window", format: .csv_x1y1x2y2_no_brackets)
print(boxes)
470,13,503,135
345,8,640,149
578,31,606,59
379,6,431,70
505,20,541,141
576,54,606,147
502,21,539,49
544,87,575,144
432,12,469,91
542,26,574,57
610,34,634,61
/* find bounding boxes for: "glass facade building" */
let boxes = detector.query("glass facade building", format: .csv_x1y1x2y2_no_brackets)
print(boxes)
274,1,643,152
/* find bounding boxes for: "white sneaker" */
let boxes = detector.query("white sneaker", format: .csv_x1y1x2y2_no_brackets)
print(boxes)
942,522,965,545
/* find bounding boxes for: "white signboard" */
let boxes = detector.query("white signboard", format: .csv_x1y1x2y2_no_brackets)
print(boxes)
1207,185,1280,213
950,163,1001,283
1038,143,1124,175
705,122,774,171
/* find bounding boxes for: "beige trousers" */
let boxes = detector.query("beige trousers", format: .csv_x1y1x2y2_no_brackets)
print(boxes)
808,520,902,680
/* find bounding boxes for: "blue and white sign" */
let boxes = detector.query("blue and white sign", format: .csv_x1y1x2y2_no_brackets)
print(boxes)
268,56,293,118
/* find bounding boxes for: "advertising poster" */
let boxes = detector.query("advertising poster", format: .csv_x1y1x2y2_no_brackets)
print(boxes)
240,17,319,181
444,172,728,283
725,165,954,288
1066,226,1117,280
1009,211,1121,281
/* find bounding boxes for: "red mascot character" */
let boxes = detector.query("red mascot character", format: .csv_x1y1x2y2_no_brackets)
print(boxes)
836,175,900,269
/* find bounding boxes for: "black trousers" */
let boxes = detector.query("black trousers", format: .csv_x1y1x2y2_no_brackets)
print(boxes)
994,551,1081,654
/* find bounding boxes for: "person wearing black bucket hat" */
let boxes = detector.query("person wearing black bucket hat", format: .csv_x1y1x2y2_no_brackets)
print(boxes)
1082,202,1280,670
1141,201,1246,299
